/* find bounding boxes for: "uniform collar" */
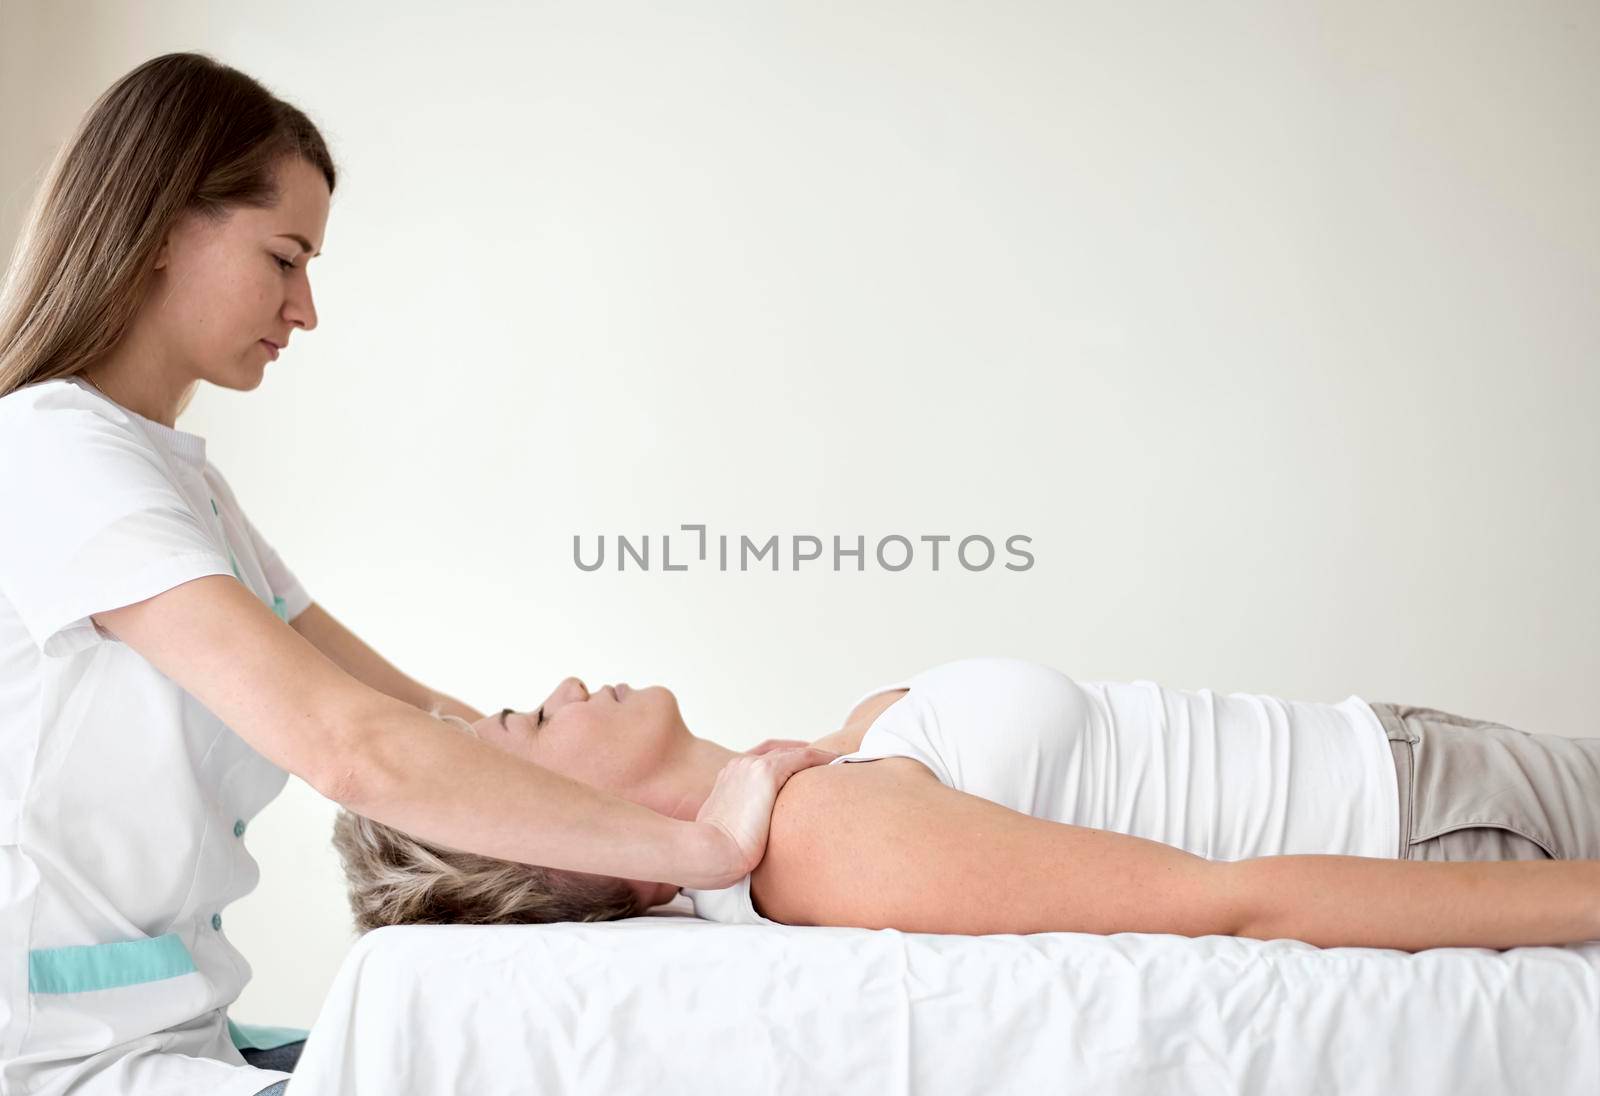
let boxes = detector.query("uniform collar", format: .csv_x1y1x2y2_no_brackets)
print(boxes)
65,375,208,469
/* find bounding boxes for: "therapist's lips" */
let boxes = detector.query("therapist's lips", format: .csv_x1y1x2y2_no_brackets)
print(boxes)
259,340,280,360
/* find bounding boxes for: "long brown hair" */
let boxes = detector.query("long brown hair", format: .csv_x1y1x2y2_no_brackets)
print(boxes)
0,51,337,402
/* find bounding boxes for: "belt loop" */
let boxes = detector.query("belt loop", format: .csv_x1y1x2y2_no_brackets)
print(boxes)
1369,701,1420,743
1391,735,1415,859
1370,703,1417,859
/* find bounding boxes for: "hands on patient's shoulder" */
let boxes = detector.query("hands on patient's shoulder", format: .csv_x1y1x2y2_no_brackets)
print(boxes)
743,738,816,756
694,743,843,887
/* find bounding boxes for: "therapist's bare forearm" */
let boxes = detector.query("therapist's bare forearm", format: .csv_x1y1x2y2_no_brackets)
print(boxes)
327,698,723,887
1228,853,1600,951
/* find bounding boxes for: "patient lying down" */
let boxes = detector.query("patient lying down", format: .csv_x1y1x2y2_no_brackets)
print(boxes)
331,657,1600,953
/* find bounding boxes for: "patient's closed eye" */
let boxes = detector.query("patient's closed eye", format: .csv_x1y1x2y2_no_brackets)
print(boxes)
500,706,544,732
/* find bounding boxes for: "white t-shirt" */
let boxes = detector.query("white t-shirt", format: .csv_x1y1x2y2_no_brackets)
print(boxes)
0,376,312,1096
685,656,1400,926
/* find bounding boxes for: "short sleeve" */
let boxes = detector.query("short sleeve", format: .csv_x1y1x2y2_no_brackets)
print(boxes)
0,405,234,658
682,875,776,925
239,509,312,624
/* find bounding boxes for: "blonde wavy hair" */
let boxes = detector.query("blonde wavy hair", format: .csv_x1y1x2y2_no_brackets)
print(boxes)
330,709,649,932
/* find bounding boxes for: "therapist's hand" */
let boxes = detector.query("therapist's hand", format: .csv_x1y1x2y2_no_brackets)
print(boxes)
743,737,814,756
691,746,841,889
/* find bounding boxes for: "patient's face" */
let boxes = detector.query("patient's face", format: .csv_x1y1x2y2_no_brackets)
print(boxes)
467,676,687,907
470,676,686,790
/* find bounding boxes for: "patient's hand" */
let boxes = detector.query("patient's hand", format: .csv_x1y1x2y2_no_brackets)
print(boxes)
744,738,814,756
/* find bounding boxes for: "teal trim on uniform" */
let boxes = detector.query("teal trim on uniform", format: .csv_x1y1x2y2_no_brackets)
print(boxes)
210,494,284,620
212,500,243,580
229,1018,311,1051
29,933,197,994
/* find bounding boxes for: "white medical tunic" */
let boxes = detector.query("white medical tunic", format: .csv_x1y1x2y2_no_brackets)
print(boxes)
0,377,311,1095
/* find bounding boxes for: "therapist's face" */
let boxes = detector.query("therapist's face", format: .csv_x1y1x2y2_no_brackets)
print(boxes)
468,677,688,906
147,155,328,391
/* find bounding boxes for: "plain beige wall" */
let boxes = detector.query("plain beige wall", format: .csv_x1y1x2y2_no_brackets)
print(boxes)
3,0,1596,1029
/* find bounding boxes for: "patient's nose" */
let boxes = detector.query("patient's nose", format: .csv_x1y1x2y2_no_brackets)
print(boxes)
542,676,589,718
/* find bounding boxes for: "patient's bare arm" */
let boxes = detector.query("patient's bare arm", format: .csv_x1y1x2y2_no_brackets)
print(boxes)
750,759,1240,938
1229,851,1600,951
752,760,1600,951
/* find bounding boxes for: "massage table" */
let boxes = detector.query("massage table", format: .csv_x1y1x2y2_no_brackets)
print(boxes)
283,893,1600,1093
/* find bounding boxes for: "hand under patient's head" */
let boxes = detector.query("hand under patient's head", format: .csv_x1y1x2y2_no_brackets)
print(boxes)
330,674,691,933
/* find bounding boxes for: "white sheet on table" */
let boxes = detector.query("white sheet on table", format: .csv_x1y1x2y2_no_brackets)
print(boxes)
286,894,1600,1095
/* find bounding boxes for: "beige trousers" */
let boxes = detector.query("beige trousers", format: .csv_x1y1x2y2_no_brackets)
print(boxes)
1368,701,1600,861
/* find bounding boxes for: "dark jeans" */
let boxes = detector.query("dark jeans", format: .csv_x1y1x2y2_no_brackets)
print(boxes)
244,1039,305,1094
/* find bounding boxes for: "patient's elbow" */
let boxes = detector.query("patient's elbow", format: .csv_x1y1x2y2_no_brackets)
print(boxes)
1208,861,1258,939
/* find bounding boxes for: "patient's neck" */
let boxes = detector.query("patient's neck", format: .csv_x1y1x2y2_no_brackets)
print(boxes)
637,732,827,826
641,736,747,824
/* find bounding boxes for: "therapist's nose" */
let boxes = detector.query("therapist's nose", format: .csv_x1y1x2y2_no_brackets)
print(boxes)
540,676,590,720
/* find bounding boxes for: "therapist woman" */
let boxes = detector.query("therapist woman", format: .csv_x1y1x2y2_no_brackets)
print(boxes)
0,52,837,1096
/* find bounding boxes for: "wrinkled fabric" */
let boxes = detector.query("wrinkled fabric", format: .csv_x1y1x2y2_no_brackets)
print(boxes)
287,900,1600,1095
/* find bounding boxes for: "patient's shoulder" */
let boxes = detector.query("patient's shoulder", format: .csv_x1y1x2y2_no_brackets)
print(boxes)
750,757,937,925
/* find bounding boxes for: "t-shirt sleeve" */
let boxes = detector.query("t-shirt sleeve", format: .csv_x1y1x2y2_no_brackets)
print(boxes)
0,405,234,658
238,509,312,625
682,875,778,925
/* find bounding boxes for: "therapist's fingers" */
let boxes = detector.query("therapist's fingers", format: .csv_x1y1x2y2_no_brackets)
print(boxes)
744,737,814,756
690,747,841,889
